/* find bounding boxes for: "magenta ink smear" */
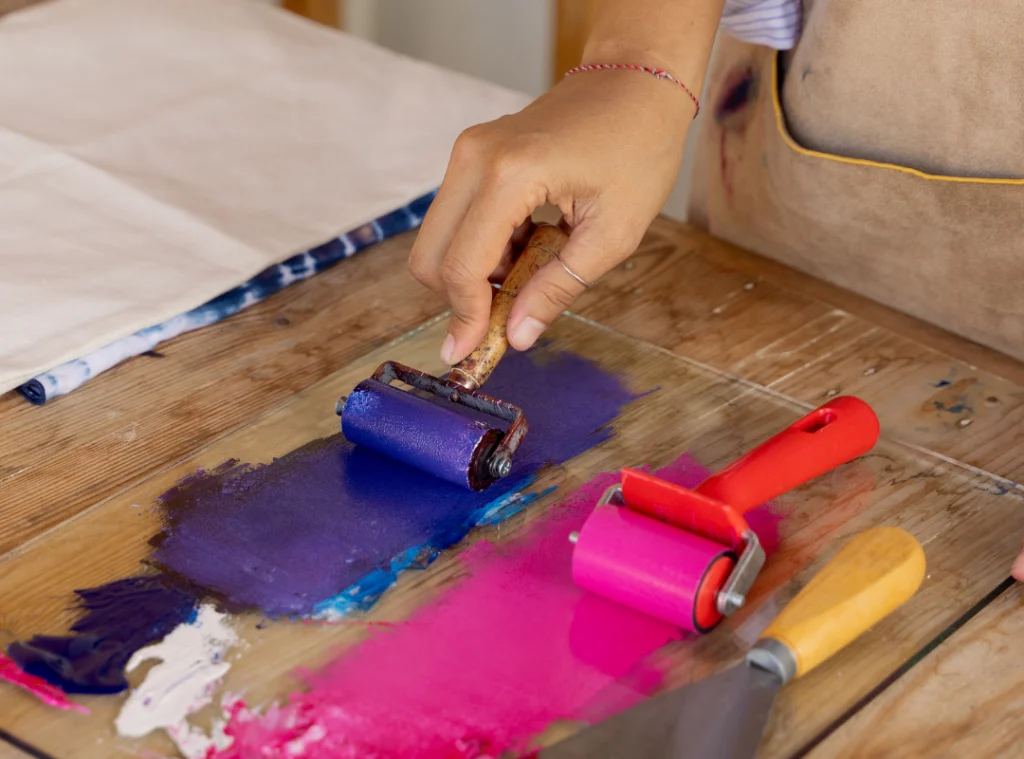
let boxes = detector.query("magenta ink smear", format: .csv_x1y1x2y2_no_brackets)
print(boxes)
205,454,782,759
6,575,196,694
0,653,89,713
150,348,641,616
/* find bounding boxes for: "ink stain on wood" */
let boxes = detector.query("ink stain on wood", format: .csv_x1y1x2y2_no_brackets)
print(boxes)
922,377,977,417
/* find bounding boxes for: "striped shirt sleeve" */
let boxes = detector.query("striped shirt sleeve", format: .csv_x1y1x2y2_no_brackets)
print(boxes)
720,0,802,50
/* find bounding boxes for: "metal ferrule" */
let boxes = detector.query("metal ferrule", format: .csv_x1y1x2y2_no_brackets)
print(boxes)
443,367,480,392
746,638,798,685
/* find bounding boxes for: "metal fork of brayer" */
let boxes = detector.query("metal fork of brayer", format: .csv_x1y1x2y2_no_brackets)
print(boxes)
336,222,570,491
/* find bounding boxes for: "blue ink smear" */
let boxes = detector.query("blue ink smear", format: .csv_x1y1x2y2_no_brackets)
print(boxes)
932,380,953,388
150,348,642,617
314,481,558,618
933,400,972,415
7,575,197,694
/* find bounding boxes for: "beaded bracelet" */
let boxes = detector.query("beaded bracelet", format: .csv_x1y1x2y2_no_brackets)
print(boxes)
563,63,700,118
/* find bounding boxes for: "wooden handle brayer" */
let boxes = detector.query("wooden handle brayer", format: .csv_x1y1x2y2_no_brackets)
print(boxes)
445,223,569,391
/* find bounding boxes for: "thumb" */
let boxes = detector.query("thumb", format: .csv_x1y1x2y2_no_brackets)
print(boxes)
507,225,610,351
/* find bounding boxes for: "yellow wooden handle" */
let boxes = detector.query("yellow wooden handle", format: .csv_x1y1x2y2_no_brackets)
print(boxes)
759,526,925,679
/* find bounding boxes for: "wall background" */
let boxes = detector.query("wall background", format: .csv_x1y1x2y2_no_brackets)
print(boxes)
280,0,714,221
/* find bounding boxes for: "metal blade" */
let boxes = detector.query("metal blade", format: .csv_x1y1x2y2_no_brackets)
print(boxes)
539,663,783,759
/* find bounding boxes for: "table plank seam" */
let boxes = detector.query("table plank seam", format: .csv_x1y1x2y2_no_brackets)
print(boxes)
788,576,1017,759
731,310,854,371
761,328,883,391
0,726,53,759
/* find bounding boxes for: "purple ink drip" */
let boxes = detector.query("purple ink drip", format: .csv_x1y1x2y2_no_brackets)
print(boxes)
151,348,640,616
6,575,196,694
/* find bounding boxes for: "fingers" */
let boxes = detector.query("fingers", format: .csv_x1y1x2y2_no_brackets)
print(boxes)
1013,541,1024,582
408,129,488,297
409,187,473,298
440,186,538,364
507,259,584,351
507,221,628,351
488,220,535,283
410,123,545,365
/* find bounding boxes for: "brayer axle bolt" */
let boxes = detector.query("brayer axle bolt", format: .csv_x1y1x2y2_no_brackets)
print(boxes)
490,453,513,479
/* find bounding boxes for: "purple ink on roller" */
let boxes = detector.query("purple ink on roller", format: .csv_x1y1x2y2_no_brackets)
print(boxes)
342,378,502,491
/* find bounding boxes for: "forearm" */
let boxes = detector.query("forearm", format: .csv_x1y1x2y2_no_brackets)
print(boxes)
582,0,725,98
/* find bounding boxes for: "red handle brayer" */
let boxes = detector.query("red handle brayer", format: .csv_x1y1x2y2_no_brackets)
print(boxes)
570,397,880,632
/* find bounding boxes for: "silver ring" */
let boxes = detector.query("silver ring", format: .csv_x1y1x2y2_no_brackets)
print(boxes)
552,250,590,288
531,243,591,288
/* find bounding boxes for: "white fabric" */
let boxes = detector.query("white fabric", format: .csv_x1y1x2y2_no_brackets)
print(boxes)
0,0,530,394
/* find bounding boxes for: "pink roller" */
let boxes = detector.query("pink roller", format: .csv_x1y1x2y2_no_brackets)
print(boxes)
568,397,881,633
571,503,735,633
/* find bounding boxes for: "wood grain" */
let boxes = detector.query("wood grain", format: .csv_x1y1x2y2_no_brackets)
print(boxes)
649,220,1024,387
2,317,1024,759
4,216,1024,757
574,220,1024,484
7,219,1020,559
0,231,445,558
282,0,341,28
808,582,1024,759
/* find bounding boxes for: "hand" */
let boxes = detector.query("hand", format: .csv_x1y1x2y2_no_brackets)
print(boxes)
408,68,695,365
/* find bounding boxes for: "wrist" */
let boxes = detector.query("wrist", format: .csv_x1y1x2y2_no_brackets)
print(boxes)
580,41,686,82
563,63,701,117
578,0,725,101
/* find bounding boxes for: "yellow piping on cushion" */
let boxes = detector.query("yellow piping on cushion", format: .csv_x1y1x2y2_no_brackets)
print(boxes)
771,52,1024,185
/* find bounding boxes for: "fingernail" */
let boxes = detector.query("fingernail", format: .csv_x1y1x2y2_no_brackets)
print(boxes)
509,317,546,351
441,333,456,365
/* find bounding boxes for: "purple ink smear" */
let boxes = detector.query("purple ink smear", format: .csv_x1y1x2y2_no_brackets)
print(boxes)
6,574,196,694
150,348,642,616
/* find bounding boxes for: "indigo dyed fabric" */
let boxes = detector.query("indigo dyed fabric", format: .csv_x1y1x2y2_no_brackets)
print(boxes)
17,192,435,405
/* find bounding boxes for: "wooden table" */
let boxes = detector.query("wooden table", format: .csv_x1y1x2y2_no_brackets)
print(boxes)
2,218,1023,758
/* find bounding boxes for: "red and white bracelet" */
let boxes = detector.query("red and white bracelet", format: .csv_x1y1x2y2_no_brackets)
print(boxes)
563,63,700,118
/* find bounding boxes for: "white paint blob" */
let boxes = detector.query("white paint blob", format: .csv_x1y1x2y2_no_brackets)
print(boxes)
115,604,238,747
167,704,234,759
